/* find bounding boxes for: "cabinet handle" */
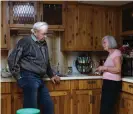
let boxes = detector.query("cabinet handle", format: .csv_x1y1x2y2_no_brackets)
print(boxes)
88,81,96,84
129,85,133,88
90,95,92,104
121,98,124,108
90,95,95,104
4,34,7,44
92,96,95,104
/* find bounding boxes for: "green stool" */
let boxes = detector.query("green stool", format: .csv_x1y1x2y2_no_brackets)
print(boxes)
16,108,40,114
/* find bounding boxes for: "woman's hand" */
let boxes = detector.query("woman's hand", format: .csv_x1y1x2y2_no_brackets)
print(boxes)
51,75,60,84
96,66,107,72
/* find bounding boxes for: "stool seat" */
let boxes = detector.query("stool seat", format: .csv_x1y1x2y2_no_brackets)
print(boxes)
16,108,40,114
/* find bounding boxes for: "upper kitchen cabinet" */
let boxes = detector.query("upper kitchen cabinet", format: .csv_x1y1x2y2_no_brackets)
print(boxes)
93,7,121,50
39,1,65,31
61,4,78,51
1,1,10,49
121,3,133,36
61,4,121,51
61,4,93,51
78,5,93,51
8,1,39,29
93,7,106,51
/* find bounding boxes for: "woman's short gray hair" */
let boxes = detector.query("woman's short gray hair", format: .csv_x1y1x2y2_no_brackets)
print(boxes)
102,35,118,49
31,22,48,33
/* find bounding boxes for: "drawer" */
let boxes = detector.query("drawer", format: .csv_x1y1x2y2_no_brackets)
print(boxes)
71,80,102,90
45,80,70,91
12,80,71,92
122,82,133,94
1,82,11,93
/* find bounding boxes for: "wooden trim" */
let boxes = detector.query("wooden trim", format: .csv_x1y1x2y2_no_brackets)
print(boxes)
10,24,33,28
40,1,64,5
10,24,65,31
50,91,68,96
121,30,133,36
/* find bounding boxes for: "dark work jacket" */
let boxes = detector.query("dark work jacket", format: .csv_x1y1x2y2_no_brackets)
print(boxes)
8,35,54,80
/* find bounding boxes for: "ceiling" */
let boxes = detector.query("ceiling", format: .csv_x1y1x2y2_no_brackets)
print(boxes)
78,1,132,6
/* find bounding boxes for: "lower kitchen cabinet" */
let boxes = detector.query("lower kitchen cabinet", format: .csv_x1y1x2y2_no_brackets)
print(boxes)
1,80,102,114
117,92,133,114
72,90,92,114
50,91,71,114
12,94,23,114
72,89,101,114
90,90,101,114
1,94,11,114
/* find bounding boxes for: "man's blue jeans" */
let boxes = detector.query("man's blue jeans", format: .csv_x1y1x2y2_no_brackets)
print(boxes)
17,70,54,114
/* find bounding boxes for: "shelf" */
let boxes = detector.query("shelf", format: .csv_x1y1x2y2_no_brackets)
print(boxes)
121,30,133,36
9,24,65,31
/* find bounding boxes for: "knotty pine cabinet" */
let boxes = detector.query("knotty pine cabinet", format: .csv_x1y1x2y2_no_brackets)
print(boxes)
71,80,102,114
116,82,133,114
1,83,11,114
61,4,121,51
8,1,39,29
1,1,10,49
1,79,102,114
1,94,11,114
39,1,65,31
62,4,93,51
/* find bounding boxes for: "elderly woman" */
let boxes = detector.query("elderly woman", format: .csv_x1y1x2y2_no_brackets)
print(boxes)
8,22,60,114
96,35,122,114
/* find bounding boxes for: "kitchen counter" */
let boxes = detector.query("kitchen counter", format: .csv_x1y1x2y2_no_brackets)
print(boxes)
0,75,102,82
122,76,133,83
1,75,133,83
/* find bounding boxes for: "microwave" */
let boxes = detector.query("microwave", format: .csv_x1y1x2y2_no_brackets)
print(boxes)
122,58,133,77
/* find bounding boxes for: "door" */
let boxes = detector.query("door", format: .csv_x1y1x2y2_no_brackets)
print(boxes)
78,5,93,51
72,90,92,114
12,94,23,114
90,89,101,114
50,91,71,114
62,4,78,51
1,1,10,49
9,1,39,28
118,92,133,114
93,7,106,50
1,94,11,114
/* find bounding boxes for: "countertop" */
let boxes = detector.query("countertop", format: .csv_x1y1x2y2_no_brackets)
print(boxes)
1,75,133,83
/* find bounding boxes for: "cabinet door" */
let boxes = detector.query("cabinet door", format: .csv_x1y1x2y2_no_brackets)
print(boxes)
1,1,10,49
72,90,91,114
93,7,106,50
9,1,39,28
118,92,133,114
78,5,93,51
104,8,121,46
1,94,11,114
50,91,71,114
90,89,101,114
12,94,23,114
62,4,78,51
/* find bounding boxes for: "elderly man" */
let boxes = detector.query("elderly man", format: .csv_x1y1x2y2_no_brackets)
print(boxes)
8,22,60,114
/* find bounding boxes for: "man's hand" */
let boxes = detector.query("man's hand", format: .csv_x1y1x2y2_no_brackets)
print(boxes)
51,75,60,84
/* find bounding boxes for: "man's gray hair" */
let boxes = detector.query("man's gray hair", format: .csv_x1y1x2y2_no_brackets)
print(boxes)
31,22,48,33
102,35,118,49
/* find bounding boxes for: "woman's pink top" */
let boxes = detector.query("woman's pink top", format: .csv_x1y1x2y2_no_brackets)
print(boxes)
103,49,122,81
